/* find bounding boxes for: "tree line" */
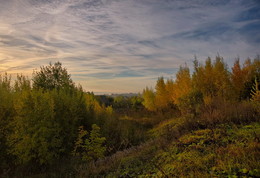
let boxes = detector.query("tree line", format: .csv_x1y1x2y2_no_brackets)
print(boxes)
0,63,104,171
143,56,259,115
0,55,259,176
0,62,147,176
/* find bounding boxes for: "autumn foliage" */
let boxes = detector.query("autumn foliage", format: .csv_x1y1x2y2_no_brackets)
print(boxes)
0,56,259,177
142,56,260,114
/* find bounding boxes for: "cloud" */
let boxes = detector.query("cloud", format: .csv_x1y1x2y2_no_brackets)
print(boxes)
172,23,233,41
0,0,259,93
238,22,260,44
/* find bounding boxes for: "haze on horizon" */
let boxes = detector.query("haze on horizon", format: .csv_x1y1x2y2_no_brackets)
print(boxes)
0,0,259,94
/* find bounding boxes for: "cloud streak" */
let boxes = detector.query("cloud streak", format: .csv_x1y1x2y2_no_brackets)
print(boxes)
0,0,259,93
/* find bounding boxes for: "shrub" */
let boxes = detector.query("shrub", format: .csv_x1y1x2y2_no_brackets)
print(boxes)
199,98,258,127
73,124,106,162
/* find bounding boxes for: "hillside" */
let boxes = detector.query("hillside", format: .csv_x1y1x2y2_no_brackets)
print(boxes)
79,121,259,177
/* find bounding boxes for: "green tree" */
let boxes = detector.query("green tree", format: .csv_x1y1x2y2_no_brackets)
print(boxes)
142,87,156,111
73,124,106,162
193,56,232,100
0,74,14,170
14,74,31,92
9,90,62,165
165,79,175,104
8,63,87,166
241,57,260,99
193,57,217,98
250,78,260,109
32,62,74,91
213,56,232,99
177,90,203,115
130,95,143,110
9,88,87,165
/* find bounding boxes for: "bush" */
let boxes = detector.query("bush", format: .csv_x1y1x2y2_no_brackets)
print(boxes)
73,124,106,162
8,88,87,166
199,98,259,127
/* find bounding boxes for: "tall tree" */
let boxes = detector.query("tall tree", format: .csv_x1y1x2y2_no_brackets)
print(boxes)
172,65,192,105
8,63,87,166
165,79,175,104
142,87,156,111
213,56,232,99
73,124,106,162
9,88,87,165
32,62,74,91
231,59,245,100
240,57,260,99
0,74,14,169
155,77,169,110
193,56,232,100
203,57,216,97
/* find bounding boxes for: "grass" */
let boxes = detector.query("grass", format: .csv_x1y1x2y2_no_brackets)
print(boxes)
75,122,260,177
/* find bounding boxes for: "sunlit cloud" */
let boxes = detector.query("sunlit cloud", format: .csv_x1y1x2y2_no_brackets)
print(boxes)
0,0,259,93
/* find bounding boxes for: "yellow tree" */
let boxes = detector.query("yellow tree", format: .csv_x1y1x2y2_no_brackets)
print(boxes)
172,65,192,105
142,87,156,111
231,59,245,99
193,58,215,99
165,79,175,104
240,57,260,99
243,58,253,80
203,57,217,97
213,56,232,99
193,56,232,100
155,77,169,110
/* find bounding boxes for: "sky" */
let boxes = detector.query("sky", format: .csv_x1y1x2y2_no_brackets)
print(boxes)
0,0,259,94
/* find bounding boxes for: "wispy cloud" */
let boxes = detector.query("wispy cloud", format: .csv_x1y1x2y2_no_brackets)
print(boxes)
0,0,259,93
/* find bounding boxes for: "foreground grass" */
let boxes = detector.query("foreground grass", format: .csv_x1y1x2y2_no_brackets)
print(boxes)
77,122,259,177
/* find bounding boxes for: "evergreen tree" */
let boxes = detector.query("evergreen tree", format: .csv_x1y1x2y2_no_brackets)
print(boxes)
241,58,260,99
73,124,106,162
